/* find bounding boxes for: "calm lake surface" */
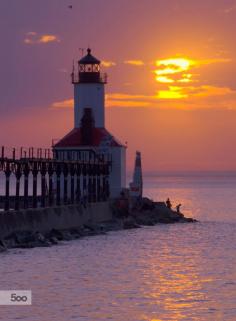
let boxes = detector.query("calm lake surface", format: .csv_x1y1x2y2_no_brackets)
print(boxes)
0,173,236,321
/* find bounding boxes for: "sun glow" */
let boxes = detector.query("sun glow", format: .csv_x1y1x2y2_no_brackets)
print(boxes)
155,58,195,85
157,86,188,99
156,58,195,75
155,57,197,99
156,76,174,83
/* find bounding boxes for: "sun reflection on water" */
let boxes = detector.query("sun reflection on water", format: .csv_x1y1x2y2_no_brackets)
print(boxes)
137,241,214,320
0,175,236,321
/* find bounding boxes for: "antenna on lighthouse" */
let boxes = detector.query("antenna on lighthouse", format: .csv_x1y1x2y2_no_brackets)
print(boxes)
71,59,75,83
79,48,85,57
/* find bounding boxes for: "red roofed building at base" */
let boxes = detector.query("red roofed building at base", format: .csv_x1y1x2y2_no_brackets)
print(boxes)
53,49,126,197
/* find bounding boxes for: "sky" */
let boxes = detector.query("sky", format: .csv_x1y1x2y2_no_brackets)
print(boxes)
0,0,236,171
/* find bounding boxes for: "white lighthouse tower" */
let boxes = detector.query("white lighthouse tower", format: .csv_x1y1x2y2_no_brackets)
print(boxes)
54,48,126,197
73,48,105,128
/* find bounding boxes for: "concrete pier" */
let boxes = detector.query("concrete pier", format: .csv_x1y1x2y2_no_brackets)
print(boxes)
0,202,112,238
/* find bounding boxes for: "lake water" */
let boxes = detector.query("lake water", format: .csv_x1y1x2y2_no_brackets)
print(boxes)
0,173,236,321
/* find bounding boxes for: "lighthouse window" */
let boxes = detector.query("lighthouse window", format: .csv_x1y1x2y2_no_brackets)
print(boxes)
85,65,93,72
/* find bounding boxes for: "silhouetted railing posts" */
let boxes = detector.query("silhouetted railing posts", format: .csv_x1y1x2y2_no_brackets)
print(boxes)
76,166,81,202
97,164,101,202
29,147,33,159
15,163,21,211
23,164,30,209
102,175,105,201
56,164,61,206
70,165,75,204
93,165,97,203
0,147,112,212
82,165,87,197
63,164,69,205
41,162,47,208
88,164,92,203
106,161,110,199
106,177,110,199
4,163,11,211
32,163,38,208
12,148,16,160
1,146,4,159
48,163,54,207
0,146,55,160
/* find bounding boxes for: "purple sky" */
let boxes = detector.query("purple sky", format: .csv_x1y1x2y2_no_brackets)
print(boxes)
1,0,236,171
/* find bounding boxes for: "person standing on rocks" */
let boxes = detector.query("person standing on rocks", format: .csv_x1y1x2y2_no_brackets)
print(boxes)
166,198,172,209
176,203,182,213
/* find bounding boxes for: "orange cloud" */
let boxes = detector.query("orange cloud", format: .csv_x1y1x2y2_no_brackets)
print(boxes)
155,56,232,101
200,58,231,65
39,35,59,43
51,94,152,109
156,76,175,84
155,58,196,84
107,93,151,100
51,84,236,110
106,93,151,107
124,60,145,66
24,32,60,44
189,85,235,98
157,85,236,100
101,61,116,67
106,100,150,107
223,5,236,14
52,99,73,108
158,87,188,99
155,57,231,85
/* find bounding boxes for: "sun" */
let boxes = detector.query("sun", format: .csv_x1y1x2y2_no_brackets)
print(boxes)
155,57,196,99
155,57,195,83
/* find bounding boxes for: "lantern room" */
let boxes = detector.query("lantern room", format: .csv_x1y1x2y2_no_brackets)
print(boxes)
72,48,107,84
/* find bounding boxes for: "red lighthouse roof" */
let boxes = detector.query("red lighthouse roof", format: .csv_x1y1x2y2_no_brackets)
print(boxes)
54,127,125,148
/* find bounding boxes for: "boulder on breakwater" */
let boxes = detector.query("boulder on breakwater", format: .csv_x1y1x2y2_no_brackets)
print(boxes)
113,197,197,228
1,222,122,250
0,239,7,252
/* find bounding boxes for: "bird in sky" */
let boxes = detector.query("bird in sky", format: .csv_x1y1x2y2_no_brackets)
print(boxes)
68,5,73,9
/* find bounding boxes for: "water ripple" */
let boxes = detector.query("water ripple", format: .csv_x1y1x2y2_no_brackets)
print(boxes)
0,222,235,321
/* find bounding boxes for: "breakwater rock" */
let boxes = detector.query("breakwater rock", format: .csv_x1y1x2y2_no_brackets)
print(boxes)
113,197,197,228
0,222,123,251
0,198,197,251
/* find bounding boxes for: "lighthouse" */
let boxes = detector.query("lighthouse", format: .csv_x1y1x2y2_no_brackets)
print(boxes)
54,48,126,197
73,48,105,128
